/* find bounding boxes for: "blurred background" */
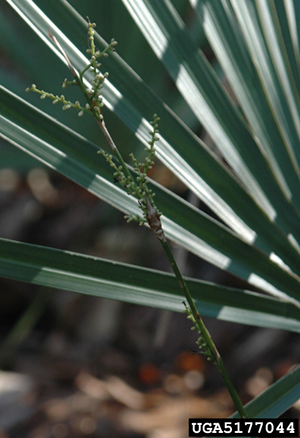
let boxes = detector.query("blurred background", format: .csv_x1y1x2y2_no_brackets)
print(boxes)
0,1,299,437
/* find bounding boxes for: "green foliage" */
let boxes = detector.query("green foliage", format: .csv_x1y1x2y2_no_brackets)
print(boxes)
1,0,300,419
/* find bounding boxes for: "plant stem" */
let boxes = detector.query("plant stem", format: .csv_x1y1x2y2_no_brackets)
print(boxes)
160,238,248,418
95,118,134,181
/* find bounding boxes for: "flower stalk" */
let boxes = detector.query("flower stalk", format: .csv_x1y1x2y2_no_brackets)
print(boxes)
27,18,248,419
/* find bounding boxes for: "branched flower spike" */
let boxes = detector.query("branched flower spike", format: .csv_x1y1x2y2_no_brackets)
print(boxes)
26,20,249,420
26,19,163,238
99,114,165,241
26,18,117,120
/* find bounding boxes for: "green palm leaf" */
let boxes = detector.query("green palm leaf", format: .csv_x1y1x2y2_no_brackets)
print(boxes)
1,237,300,332
0,239,300,332
2,85,300,304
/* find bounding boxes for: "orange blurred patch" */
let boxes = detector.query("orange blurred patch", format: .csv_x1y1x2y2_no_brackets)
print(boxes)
175,350,206,372
138,363,160,385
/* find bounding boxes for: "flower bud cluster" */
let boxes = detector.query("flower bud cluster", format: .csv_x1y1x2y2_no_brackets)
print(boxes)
26,18,117,120
25,84,86,115
183,302,216,364
99,114,161,226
